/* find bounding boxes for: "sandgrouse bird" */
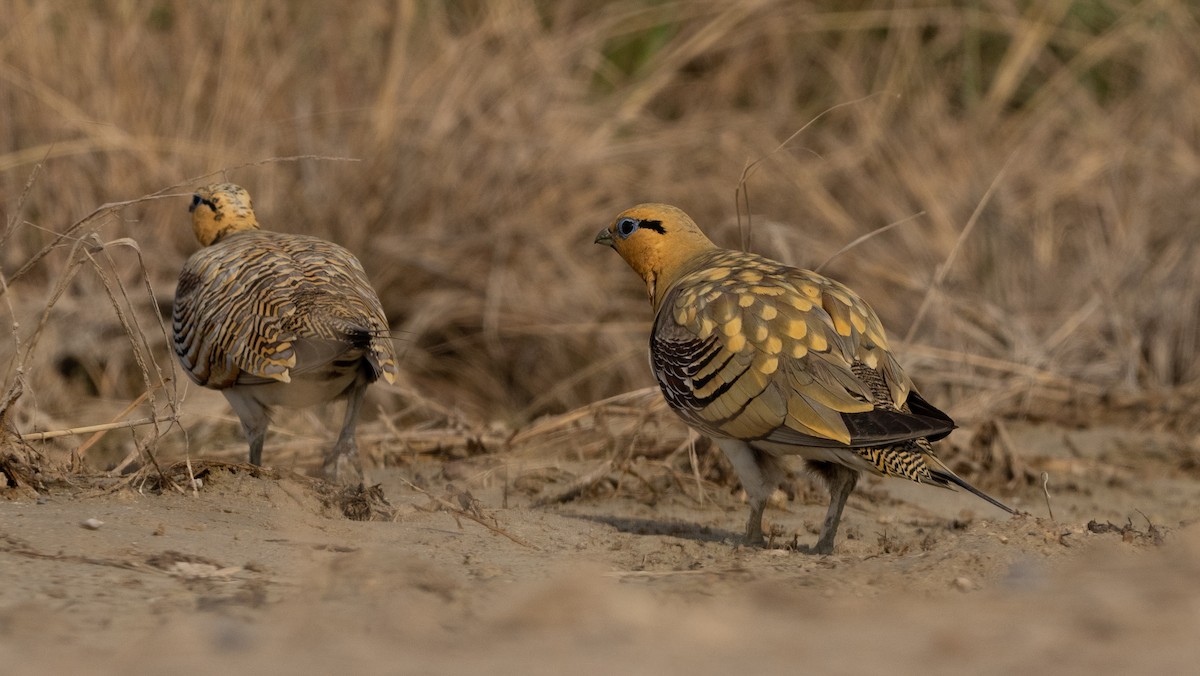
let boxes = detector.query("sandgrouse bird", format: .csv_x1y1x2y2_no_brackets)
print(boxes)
596,203,1014,554
173,183,398,483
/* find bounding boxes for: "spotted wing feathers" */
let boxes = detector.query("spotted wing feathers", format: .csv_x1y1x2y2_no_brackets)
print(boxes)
651,249,952,467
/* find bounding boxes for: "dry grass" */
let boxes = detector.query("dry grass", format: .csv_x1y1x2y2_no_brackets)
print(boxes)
2,1,1199,475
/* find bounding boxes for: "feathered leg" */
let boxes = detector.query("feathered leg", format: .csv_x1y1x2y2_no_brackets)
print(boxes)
805,460,859,555
224,390,269,466
716,439,787,545
322,372,368,485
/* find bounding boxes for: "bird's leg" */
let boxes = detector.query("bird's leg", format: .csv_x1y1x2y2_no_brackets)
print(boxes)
744,495,766,544
248,429,266,467
806,461,859,555
716,439,784,546
224,390,269,466
323,374,367,485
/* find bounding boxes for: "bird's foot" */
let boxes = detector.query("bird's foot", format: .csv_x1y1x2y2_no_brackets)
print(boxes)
742,523,767,548
793,532,837,556
793,541,835,556
321,446,364,486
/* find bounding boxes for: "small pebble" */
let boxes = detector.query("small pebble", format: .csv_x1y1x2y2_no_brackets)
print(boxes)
80,518,104,530
953,576,975,591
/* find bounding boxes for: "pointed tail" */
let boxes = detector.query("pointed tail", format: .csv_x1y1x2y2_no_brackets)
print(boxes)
926,455,1018,515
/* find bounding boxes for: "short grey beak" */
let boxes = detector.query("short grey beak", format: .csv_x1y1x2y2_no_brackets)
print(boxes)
594,227,614,247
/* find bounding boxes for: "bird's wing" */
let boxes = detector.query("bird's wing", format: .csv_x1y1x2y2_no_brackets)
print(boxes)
173,232,399,389
651,249,951,448
279,237,399,384
173,238,302,388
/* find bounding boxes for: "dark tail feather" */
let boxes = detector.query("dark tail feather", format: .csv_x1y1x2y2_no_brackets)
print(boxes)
345,326,374,349
929,468,1017,515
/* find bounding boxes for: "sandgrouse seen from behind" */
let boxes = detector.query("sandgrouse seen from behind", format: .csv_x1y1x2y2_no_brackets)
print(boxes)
173,183,398,483
596,204,1014,554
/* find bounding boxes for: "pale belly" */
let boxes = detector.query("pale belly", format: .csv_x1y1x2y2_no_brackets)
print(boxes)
238,364,361,408
750,439,884,474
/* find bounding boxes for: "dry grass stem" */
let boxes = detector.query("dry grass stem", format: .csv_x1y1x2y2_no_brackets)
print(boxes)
904,151,1017,344
530,459,616,508
20,416,171,442
396,474,540,550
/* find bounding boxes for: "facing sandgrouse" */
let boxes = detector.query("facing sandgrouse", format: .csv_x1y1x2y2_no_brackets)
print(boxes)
173,183,398,483
596,203,1014,554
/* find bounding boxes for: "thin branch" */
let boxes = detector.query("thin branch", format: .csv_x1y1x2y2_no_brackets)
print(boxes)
396,475,540,550
20,416,173,441
815,211,927,273
74,388,155,459
530,459,615,507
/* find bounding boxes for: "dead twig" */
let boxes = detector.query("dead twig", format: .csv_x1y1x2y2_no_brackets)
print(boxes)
1041,471,1055,522
81,236,175,477
814,212,927,274
20,416,174,441
74,389,157,464
396,475,540,550
734,92,890,251
530,459,614,508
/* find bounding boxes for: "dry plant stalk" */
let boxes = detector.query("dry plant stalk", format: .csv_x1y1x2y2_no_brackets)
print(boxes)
1,179,183,480
21,416,163,442
396,474,540,550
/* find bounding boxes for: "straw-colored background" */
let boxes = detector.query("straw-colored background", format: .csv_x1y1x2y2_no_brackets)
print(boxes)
5,1,1197,448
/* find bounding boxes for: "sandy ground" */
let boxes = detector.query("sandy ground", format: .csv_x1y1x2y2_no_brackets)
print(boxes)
3,417,1200,675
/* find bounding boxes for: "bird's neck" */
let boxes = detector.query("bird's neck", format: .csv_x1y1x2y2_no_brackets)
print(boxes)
647,239,719,312
194,214,260,246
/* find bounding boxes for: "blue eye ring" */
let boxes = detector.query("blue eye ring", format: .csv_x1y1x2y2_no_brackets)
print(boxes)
616,217,638,239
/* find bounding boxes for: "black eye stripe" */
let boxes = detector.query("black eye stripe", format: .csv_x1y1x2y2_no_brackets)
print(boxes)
188,196,219,214
615,217,665,239
640,219,665,234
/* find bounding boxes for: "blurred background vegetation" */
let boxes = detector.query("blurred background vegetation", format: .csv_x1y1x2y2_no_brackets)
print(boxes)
2,0,1198,468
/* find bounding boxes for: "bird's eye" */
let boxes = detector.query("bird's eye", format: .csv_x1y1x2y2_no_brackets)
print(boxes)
190,195,219,214
616,217,638,239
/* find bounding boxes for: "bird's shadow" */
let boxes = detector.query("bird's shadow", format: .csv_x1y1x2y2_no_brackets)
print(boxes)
562,512,827,554
561,513,741,545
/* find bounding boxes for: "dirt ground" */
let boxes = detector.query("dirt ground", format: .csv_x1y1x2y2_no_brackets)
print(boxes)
2,415,1200,675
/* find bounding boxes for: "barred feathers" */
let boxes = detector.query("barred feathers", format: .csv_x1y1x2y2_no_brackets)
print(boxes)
173,183,398,399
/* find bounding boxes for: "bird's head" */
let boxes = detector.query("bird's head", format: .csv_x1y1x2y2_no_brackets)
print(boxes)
189,183,260,246
595,203,717,309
